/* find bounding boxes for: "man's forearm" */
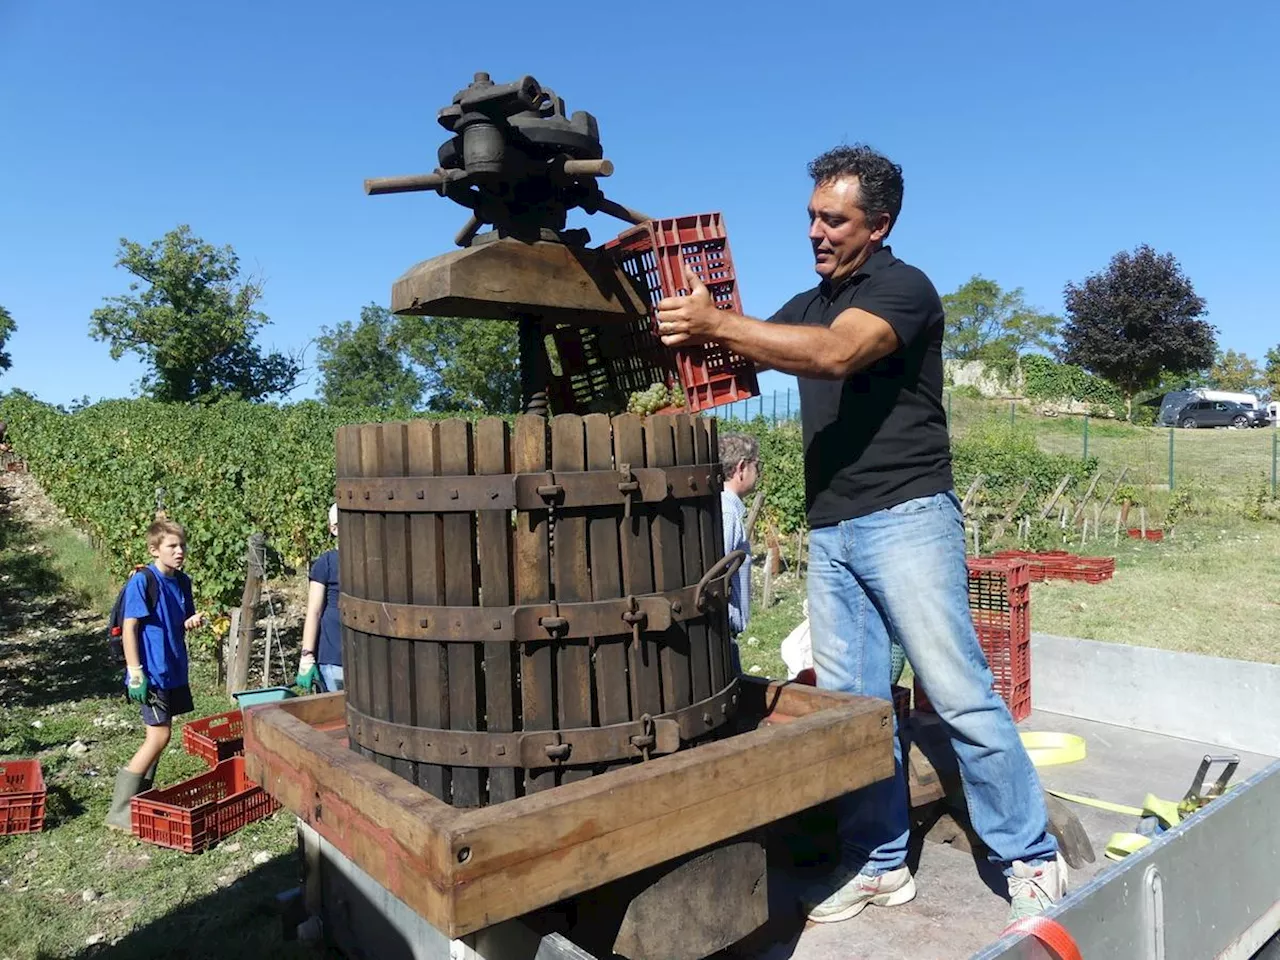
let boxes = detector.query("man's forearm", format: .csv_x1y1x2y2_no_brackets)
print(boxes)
712,313,872,380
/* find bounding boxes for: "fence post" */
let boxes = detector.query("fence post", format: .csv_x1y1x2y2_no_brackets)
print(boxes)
772,391,778,425
1010,401,1016,427
947,390,952,425
1273,429,1277,499
227,532,265,698
1168,428,1175,492
1083,416,1089,461
785,390,791,421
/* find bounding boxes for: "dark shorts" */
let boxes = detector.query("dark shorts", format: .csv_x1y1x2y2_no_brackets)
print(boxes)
139,684,195,726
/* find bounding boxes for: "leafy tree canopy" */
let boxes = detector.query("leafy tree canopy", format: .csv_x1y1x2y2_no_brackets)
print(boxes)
90,225,299,402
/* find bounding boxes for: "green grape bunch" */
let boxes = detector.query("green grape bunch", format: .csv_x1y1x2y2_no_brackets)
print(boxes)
627,382,685,416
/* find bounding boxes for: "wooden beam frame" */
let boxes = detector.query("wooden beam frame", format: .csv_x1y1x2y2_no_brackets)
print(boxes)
243,680,892,938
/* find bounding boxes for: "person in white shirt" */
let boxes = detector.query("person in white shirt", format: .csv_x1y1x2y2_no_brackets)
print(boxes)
719,433,760,673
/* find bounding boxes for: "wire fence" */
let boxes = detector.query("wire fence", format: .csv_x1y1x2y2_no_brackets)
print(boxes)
713,388,1280,500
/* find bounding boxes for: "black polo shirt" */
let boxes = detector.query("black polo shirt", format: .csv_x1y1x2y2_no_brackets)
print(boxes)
769,245,952,527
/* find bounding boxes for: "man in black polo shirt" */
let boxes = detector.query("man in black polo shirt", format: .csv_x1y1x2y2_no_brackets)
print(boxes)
655,145,1064,925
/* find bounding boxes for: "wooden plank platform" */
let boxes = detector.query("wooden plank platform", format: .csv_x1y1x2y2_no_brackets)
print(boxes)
242,678,892,939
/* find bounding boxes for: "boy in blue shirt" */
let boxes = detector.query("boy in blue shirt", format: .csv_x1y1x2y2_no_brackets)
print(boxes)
296,504,343,692
104,519,205,831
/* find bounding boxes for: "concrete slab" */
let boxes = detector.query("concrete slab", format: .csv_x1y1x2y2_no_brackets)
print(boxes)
723,711,1277,960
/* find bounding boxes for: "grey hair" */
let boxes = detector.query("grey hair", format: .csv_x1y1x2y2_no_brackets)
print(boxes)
718,433,759,474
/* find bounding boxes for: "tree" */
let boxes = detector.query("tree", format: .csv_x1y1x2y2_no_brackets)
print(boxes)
396,316,520,413
1208,349,1263,394
942,275,1059,367
0,304,14,376
316,304,423,409
89,225,300,402
1265,345,1280,397
1061,245,1215,420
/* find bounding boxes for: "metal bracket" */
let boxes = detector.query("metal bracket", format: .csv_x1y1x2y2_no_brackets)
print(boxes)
347,680,738,769
339,572,731,644
335,464,720,514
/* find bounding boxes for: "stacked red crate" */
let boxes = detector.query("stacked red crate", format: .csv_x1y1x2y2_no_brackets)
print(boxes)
915,558,1032,722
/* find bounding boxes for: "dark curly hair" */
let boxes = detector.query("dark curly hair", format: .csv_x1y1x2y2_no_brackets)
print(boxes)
808,145,904,235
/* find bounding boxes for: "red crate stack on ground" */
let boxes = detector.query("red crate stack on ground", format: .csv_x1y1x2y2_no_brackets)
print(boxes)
0,759,46,835
990,549,1114,584
915,557,1033,722
131,756,278,853
549,213,759,415
180,710,245,768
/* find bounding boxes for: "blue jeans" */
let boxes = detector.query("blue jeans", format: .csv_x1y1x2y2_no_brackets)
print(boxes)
318,663,345,692
807,490,1057,874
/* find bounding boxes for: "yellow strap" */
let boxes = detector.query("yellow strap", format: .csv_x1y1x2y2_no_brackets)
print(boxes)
1020,732,1087,767
1046,789,1144,817
1141,794,1182,828
1104,832,1150,861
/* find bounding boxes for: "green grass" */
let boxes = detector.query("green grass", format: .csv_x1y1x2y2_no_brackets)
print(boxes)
1,483,304,960
1032,515,1280,663
39,527,119,613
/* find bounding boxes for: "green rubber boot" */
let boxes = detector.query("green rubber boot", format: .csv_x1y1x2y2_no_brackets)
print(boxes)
104,768,146,832
140,760,158,793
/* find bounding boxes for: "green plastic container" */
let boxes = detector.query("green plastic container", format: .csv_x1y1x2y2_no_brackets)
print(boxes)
232,686,296,708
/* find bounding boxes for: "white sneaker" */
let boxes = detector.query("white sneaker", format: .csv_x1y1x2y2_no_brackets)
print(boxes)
802,864,917,924
1007,853,1068,922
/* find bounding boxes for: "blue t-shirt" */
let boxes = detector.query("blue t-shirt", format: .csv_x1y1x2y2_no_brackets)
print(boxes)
310,549,342,665
122,564,194,690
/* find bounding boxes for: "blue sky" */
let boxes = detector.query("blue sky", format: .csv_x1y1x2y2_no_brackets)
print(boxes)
2,0,1277,407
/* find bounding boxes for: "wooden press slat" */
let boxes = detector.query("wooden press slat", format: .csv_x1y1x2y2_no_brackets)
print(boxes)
674,414,711,705
380,422,415,784
644,414,692,713
550,414,594,784
335,426,368,760
440,419,481,807
475,417,517,804
696,418,729,695
513,415,555,794
406,420,448,801
584,414,631,756
613,414,662,717
359,423,393,773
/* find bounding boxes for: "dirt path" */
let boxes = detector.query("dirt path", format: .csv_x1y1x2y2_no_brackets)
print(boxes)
0,471,117,711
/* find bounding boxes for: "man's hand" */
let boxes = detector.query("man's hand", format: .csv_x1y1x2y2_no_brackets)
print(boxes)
126,665,149,704
296,652,319,692
655,264,723,347
184,612,205,631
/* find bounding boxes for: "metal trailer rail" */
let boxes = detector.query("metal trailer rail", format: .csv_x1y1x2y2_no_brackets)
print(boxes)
287,635,1280,960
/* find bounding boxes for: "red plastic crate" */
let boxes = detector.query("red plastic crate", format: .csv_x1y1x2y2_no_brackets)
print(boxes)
547,213,760,416
989,549,1114,584
131,756,278,853
1127,528,1164,542
915,558,1032,722
181,710,245,768
0,760,46,835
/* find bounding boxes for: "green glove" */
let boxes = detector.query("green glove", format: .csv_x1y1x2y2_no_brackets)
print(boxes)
296,653,318,691
126,666,149,705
